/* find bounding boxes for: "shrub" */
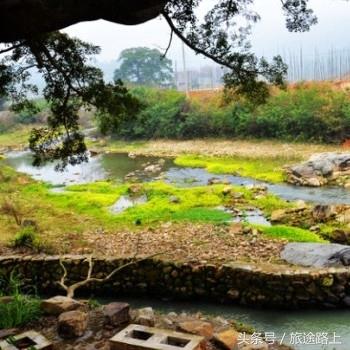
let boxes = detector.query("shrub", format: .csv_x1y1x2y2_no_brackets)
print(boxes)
117,86,186,139
13,227,39,249
254,83,350,142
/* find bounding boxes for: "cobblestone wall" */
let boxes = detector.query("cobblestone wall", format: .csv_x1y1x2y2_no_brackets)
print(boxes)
1,255,349,308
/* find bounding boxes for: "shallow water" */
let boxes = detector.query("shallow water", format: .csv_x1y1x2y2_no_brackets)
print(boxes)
102,297,350,350
5,151,350,205
110,195,148,213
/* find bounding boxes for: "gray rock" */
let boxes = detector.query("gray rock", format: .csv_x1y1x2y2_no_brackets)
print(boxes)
281,243,350,267
286,152,350,187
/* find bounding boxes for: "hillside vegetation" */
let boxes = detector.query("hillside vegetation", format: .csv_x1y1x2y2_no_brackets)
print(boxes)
111,82,350,144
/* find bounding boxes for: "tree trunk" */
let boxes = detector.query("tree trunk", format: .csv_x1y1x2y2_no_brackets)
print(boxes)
0,0,167,43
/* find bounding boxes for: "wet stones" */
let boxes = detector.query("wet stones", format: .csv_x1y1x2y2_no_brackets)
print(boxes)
208,177,230,185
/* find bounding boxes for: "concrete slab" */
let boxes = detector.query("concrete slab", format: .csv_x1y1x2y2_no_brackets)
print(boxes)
110,324,204,350
0,330,52,350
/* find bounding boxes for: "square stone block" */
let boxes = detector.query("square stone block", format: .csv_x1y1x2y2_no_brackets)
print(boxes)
110,324,204,350
0,330,52,350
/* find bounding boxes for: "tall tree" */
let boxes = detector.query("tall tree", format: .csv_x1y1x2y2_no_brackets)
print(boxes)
114,47,174,88
0,0,324,165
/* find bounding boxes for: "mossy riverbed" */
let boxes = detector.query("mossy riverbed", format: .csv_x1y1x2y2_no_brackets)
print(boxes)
0,150,329,257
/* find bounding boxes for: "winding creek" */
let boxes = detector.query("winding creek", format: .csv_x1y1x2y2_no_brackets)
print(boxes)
6,151,350,205
4,151,350,349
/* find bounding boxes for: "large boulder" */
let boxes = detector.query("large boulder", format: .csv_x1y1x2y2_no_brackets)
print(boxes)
58,310,88,339
281,243,350,267
41,296,84,316
285,152,350,187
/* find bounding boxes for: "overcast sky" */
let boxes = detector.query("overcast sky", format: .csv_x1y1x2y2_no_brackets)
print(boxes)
63,0,350,68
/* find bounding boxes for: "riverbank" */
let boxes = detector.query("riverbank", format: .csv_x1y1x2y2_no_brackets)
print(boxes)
88,138,343,184
0,156,327,260
91,138,341,162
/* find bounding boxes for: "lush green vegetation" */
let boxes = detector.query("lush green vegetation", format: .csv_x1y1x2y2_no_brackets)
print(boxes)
0,159,301,244
258,225,327,243
174,155,285,183
58,181,232,225
111,83,350,144
0,273,41,329
116,87,186,139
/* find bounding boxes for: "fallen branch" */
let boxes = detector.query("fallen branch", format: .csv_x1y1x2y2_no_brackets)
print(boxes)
58,250,168,298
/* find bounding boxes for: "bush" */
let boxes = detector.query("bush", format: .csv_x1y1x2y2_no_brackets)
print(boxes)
117,86,187,139
254,83,350,142
13,227,39,249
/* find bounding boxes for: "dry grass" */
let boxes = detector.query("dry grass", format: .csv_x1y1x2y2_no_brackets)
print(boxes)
105,138,341,162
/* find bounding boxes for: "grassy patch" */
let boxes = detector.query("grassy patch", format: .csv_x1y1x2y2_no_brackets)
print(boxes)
60,181,232,225
0,163,233,245
0,162,103,243
0,273,42,329
0,294,41,329
258,225,327,243
0,127,31,149
174,154,285,183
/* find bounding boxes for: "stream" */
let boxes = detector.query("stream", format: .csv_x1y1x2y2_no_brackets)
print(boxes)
4,151,350,349
6,151,350,205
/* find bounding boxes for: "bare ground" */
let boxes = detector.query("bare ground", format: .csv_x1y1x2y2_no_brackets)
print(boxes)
104,139,342,161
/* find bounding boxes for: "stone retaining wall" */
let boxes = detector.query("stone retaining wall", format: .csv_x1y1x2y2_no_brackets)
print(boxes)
1,255,350,309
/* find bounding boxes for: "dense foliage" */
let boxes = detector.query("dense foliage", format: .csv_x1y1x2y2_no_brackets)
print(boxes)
114,47,174,88
0,0,321,164
1,33,140,169
113,84,350,143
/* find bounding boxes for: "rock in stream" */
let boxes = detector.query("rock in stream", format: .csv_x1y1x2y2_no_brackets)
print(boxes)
285,152,350,187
